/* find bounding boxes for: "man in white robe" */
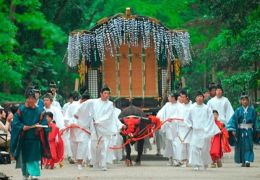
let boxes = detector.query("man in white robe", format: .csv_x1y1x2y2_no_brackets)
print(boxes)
62,93,74,115
74,91,93,169
108,103,123,163
43,93,65,130
90,87,124,171
157,92,179,166
185,91,220,170
207,85,234,125
174,90,192,167
63,91,80,164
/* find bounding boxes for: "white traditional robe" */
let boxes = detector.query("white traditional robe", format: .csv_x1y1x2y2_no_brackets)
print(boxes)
157,102,178,158
90,98,123,169
174,102,192,161
185,103,220,168
74,99,94,160
64,101,80,159
62,102,71,115
44,105,65,129
207,96,234,124
52,100,62,111
108,107,124,162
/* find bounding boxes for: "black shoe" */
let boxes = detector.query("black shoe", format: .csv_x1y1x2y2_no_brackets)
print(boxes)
135,161,141,166
241,163,246,167
245,162,250,167
68,157,75,164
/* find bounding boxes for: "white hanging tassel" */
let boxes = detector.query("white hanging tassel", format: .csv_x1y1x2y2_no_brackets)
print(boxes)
66,15,192,67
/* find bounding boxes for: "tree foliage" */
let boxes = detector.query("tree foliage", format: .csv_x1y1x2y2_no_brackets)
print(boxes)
0,0,258,106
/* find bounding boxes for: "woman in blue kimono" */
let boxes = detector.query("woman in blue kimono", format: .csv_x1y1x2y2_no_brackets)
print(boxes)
227,94,257,167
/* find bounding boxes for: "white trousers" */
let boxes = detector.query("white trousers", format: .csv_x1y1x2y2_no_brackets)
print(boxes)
164,139,176,158
189,138,211,167
91,136,110,168
109,134,123,161
62,132,72,158
173,138,189,161
71,137,89,160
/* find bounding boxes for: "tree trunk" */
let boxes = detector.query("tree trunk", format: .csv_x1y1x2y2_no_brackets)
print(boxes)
212,64,216,83
53,0,69,24
9,1,16,22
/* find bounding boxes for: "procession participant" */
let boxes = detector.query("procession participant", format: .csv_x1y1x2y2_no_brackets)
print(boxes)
62,92,74,115
108,99,124,164
210,110,231,168
46,90,62,110
203,89,211,104
10,89,50,180
174,90,192,167
49,81,65,107
207,85,234,125
43,93,65,130
64,91,80,164
42,112,64,169
73,91,93,170
156,92,179,166
227,94,257,167
185,91,220,170
33,86,44,111
90,86,124,171
154,124,164,156
209,83,217,98
0,105,10,150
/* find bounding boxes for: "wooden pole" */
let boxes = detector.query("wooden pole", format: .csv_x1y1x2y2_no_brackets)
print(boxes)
75,78,79,92
126,7,131,18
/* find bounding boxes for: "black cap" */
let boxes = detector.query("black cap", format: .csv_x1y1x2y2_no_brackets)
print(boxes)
240,92,249,100
101,85,111,93
49,81,57,88
208,82,216,91
215,85,223,92
81,90,90,100
70,91,79,101
43,93,53,101
195,91,204,98
25,87,36,99
33,85,41,93
169,91,179,100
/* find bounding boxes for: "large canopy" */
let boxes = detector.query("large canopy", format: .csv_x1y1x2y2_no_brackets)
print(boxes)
66,10,192,67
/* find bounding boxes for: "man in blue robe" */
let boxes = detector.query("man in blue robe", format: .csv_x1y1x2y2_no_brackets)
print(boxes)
227,94,258,167
10,88,50,180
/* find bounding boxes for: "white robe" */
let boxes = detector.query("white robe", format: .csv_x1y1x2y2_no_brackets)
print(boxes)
52,100,62,111
63,101,80,159
157,102,178,158
207,96,234,124
157,102,178,140
74,99,94,160
108,107,124,161
90,98,123,169
174,102,192,161
62,102,71,115
44,105,65,129
185,103,220,167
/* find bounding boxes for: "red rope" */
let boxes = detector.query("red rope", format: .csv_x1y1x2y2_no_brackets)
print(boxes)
109,119,173,150
60,125,91,136
60,119,183,150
